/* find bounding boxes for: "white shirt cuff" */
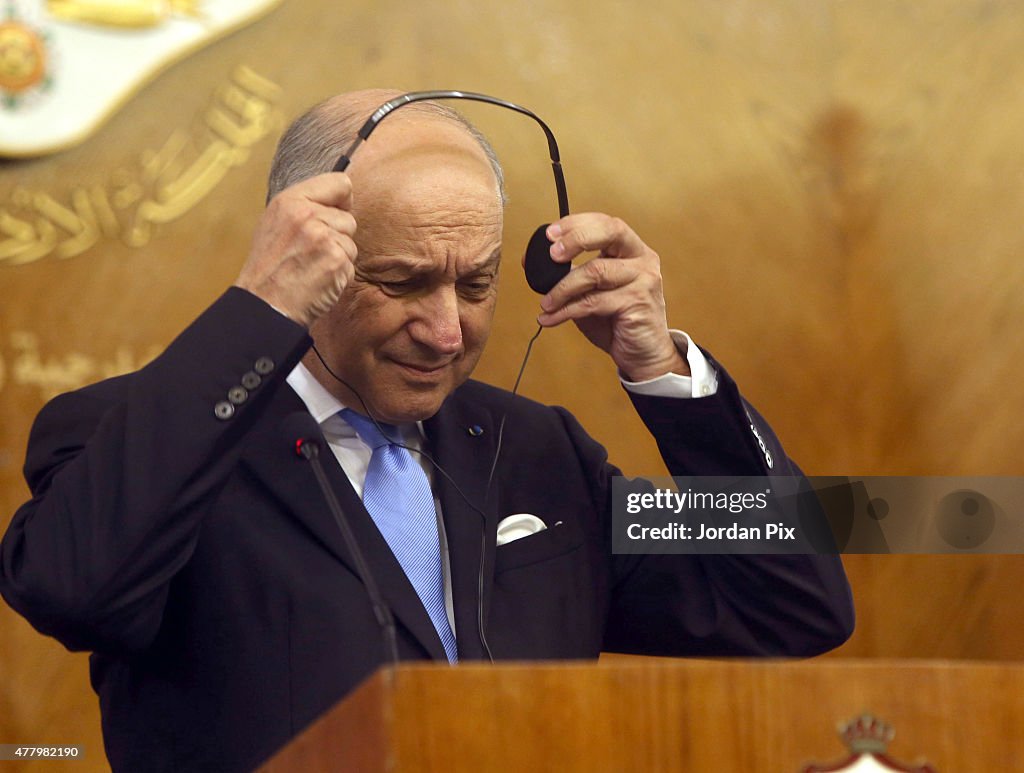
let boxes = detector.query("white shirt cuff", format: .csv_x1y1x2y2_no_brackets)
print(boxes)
620,330,719,399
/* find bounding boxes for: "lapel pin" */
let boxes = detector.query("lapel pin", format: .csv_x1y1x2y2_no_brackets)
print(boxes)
467,425,484,437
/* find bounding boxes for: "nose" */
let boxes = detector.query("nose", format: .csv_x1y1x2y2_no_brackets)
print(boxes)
408,285,463,356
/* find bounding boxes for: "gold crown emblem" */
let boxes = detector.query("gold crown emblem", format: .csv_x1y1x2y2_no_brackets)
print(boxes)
839,713,895,755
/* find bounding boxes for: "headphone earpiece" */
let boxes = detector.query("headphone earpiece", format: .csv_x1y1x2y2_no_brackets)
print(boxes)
524,223,570,294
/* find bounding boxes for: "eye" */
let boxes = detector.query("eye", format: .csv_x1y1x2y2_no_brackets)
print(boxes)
377,279,421,296
457,276,495,299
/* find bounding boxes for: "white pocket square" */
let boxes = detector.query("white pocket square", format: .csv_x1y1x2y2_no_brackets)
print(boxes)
495,513,547,546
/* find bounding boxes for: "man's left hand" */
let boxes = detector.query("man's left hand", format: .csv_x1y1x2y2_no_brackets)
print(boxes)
533,213,690,381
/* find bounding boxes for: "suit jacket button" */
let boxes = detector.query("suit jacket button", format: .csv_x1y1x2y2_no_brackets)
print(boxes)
254,357,275,375
214,401,235,420
228,386,248,405
241,371,262,390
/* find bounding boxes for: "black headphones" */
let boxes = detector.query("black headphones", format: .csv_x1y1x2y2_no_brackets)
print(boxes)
331,90,571,294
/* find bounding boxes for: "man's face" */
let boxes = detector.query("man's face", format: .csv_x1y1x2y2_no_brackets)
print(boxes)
308,116,503,424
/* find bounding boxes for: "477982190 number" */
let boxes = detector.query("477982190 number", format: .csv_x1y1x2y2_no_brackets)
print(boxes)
0,745,83,760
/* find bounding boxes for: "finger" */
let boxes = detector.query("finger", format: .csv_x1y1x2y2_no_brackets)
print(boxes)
293,233,357,277
540,258,636,314
286,204,357,260
546,214,648,263
536,284,631,327
284,172,354,211
328,233,358,265
312,205,357,238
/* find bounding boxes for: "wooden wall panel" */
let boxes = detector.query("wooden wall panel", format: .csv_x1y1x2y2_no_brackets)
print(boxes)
2,1,1024,768
828,1,1024,663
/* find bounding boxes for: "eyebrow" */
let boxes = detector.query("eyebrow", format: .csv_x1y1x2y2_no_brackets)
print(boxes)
358,256,433,275
465,247,502,274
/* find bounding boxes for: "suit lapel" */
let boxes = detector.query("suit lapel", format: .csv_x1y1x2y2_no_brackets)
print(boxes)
424,391,501,661
241,387,448,662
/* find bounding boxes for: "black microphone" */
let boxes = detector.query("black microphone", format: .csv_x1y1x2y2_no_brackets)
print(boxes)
282,412,399,665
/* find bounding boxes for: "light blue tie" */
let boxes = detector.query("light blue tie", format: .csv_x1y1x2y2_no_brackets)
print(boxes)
340,409,457,663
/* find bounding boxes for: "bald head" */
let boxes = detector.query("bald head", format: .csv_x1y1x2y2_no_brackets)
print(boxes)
266,89,506,204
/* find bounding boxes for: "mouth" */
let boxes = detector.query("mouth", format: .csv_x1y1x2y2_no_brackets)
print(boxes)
388,358,454,380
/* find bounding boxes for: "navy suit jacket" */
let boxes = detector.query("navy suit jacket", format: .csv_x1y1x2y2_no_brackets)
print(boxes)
0,288,853,771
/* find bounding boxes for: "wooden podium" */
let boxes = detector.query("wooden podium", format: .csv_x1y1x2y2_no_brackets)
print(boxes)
260,659,1024,771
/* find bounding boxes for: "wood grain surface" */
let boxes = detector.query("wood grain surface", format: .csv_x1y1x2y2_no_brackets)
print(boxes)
265,659,1024,771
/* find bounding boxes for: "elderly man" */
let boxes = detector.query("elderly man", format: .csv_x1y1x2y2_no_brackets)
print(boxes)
1,90,853,771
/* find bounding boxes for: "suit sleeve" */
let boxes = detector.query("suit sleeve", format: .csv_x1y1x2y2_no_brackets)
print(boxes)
571,354,855,657
0,288,311,654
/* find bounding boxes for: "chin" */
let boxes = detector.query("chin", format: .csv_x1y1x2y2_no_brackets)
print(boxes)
373,391,448,424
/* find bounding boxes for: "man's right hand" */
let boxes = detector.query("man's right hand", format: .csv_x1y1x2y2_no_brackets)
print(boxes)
234,173,357,328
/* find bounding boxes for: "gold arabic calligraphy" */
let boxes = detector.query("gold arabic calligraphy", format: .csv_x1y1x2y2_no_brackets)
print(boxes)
0,65,282,266
3,332,163,400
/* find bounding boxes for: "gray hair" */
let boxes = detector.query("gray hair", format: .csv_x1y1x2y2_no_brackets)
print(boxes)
266,96,507,205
